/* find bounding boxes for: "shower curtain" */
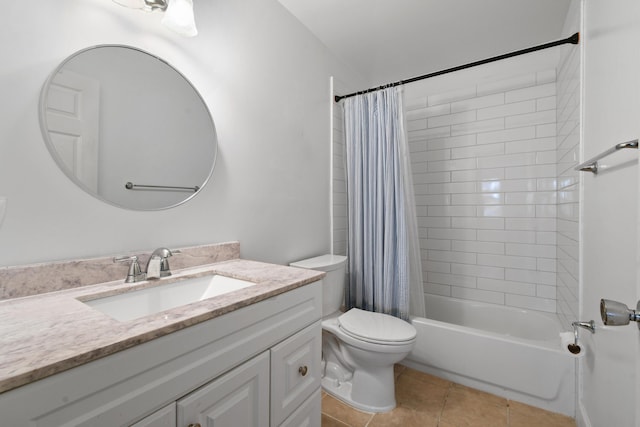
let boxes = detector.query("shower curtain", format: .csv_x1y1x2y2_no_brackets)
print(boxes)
343,87,425,320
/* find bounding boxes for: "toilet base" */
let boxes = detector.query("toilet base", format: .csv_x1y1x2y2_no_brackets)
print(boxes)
320,311,415,413
321,365,396,413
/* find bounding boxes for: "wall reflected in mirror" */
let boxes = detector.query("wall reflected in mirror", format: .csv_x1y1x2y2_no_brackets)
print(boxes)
39,45,217,210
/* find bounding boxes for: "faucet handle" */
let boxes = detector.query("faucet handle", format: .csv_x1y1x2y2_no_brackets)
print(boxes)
113,255,146,283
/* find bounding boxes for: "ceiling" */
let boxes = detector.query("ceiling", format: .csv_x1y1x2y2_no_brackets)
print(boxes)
278,0,573,87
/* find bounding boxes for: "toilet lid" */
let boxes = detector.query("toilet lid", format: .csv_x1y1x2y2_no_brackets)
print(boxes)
338,308,416,344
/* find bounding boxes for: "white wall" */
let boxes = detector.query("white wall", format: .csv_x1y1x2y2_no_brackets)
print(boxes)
580,1,640,426
0,0,362,267
403,51,564,313
555,0,581,328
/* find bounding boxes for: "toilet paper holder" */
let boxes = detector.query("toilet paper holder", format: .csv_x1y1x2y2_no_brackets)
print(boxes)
567,320,595,354
573,320,596,334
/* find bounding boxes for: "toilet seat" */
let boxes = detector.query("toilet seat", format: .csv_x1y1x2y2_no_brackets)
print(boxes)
338,308,416,345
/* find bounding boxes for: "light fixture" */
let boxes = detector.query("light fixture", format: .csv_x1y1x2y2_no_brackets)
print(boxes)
112,0,198,37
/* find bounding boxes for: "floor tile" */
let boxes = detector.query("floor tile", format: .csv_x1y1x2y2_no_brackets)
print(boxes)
321,365,576,427
367,405,439,427
394,372,450,418
394,363,406,379
321,413,350,427
440,383,508,427
321,394,374,427
400,366,452,388
509,401,576,427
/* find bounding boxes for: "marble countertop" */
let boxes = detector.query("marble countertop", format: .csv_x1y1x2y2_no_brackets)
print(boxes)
0,259,324,394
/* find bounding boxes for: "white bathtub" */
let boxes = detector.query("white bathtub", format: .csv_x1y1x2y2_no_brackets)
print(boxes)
404,294,576,417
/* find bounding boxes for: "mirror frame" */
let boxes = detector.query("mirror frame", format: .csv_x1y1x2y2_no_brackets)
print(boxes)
38,44,217,211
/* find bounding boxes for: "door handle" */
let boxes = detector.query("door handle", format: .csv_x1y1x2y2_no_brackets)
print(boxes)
600,299,640,329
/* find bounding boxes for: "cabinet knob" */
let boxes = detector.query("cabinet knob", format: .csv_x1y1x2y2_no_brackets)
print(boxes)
298,365,308,376
187,424,201,427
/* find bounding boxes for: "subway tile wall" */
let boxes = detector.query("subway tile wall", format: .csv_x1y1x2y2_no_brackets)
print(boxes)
405,71,560,312
555,37,581,325
332,53,581,321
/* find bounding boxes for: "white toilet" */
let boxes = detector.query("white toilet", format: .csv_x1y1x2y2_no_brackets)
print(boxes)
290,254,417,413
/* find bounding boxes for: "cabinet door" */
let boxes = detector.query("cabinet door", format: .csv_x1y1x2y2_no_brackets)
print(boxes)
130,403,176,427
177,351,269,427
279,388,321,427
270,321,321,426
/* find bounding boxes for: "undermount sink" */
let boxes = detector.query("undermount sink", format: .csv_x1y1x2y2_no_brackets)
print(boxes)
83,274,256,322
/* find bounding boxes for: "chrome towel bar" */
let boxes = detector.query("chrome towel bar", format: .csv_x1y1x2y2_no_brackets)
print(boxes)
575,139,638,174
125,182,200,192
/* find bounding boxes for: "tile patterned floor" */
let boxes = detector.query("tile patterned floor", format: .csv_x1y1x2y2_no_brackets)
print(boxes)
321,365,576,427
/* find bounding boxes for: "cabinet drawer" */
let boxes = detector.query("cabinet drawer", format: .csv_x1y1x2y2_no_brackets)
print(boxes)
279,388,321,427
270,321,321,426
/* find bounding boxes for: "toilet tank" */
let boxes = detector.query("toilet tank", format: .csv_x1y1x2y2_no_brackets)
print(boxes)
290,254,347,316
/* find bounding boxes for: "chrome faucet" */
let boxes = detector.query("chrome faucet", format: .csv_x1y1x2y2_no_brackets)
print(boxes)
145,247,180,279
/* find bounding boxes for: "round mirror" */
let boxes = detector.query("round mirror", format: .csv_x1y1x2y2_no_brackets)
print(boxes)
39,45,217,210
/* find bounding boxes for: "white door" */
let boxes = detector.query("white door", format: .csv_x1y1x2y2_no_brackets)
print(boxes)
44,69,100,192
637,256,640,425
581,1,640,426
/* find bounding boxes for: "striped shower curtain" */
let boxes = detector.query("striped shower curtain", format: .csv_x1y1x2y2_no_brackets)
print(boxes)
343,87,425,321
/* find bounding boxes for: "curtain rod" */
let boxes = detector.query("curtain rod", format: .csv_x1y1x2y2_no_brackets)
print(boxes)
334,32,579,103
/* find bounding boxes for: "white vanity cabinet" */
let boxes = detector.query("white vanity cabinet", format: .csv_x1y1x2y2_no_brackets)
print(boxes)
138,318,322,427
0,280,322,427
